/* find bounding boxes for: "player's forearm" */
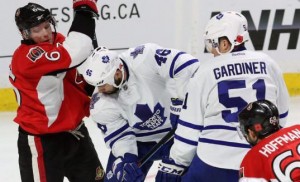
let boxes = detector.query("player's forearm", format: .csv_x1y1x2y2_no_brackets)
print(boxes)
63,0,98,68
111,133,138,158
169,124,199,166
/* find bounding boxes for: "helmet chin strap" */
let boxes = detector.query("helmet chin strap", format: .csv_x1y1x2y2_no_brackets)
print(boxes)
205,38,234,56
52,23,57,45
248,138,259,147
246,132,259,147
22,29,31,40
21,19,57,44
215,42,234,55
113,59,128,88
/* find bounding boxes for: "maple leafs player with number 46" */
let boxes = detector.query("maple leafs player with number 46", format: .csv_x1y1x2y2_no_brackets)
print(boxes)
81,44,199,181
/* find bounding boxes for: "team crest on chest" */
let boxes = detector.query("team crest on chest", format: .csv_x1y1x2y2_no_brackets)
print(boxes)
134,102,167,130
27,46,45,62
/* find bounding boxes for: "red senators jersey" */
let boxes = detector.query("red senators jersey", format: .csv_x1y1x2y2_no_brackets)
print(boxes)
240,125,300,181
9,32,94,134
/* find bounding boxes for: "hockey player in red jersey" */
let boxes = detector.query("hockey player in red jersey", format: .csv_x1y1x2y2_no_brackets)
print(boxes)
9,1,104,181
238,100,300,182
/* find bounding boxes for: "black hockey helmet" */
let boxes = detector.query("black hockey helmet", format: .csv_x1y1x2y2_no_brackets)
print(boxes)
238,100,280,140
15,3,56,38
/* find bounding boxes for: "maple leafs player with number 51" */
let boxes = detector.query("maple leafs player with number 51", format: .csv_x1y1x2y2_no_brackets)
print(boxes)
155,11,290,182
81,44,200,181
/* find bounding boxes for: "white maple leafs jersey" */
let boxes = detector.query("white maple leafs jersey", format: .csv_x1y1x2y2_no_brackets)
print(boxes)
90,43,200,158
170,50,289,170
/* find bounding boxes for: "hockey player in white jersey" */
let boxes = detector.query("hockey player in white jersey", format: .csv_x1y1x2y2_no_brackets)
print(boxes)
81,44,199,181
156,11,290,182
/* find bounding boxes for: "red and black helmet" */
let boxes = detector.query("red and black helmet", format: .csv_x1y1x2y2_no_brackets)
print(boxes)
15,3,55,31
238,100,280,140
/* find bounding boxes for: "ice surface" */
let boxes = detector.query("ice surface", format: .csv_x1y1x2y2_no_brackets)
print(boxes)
0,114,158,182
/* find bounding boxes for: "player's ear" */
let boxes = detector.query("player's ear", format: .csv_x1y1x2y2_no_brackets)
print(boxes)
21,30,30,40
248,129,257,140
219,37,231,53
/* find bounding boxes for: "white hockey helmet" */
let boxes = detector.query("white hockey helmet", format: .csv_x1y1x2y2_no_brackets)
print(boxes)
204,11,249,54
82,47,125,88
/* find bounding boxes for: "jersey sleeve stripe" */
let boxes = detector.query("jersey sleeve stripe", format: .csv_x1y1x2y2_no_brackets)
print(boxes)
136,127,171,137
174,134,198,146
178,119,203,130
199,138,251,148
109,131,136,148
104,123,130,143
169,52,186,78
279,110,288,119
202,125,237,131
174,59,199,76
171,99,183,105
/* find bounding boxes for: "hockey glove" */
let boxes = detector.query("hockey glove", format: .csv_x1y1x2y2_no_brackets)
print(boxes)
112,153,144,182
156,156,186,182
73,0,99,18
170,98,183,129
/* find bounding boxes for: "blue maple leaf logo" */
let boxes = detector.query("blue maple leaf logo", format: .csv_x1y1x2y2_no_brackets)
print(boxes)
102,55,110,63
134,103,167,130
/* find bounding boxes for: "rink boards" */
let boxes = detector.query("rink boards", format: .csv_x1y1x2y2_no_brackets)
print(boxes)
0,73,299,111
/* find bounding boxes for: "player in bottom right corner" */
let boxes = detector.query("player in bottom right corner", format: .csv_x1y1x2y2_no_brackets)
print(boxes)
238,100,300,182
